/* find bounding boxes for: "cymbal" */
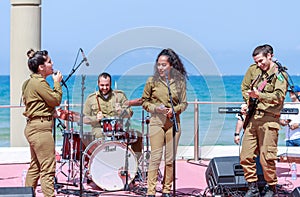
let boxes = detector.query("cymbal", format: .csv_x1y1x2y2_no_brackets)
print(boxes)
56,108,80,122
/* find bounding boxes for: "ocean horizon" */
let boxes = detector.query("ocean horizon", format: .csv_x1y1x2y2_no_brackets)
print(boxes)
1,75,300,147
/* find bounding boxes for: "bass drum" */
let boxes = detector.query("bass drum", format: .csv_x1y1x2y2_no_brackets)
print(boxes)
82,140,138,191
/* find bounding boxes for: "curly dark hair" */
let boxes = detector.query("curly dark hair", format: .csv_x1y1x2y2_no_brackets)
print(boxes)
153,48,188,83
27,49,48,73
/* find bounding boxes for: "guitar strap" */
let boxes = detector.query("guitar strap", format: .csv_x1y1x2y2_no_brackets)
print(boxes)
243,64,277,130
257,65,277,92
257,74,275,92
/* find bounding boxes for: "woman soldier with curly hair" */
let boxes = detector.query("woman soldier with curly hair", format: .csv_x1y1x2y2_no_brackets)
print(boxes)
142,48,188,197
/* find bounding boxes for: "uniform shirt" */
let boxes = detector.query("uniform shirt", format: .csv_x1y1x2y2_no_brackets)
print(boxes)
22,73,62,118
241,64,288,117
142,76,187,128
83,89,133,129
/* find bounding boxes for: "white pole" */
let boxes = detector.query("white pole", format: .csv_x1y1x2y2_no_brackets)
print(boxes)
10,0,41,147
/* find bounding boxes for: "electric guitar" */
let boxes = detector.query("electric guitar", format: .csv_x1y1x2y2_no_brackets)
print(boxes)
243,74,261,130
243,73,275,130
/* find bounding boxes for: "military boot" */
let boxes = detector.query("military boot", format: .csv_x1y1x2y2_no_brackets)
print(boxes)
264,184,278,197
245,182,260,197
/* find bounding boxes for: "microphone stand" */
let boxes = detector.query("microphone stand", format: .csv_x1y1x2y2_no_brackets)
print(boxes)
124,118,131,191
63,48,86,85
61,49,86,185
54,80,78,193
60,75,99,196
145,113,150,160
79,75,85,196
61,61,79,188
58,50,99,196
165,72,178,197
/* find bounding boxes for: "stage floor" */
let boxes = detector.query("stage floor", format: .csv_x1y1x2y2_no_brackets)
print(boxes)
0,158,300,196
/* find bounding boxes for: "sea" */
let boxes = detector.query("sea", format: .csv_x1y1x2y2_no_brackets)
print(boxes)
1,75,300,147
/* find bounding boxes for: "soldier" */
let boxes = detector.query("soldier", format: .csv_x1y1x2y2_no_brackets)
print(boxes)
83,72,142,158
22,49,63,197
142,48,188,197
240,44,288,197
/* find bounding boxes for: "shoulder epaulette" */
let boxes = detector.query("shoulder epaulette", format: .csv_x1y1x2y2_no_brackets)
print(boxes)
87,92,97,98
113,90,125,94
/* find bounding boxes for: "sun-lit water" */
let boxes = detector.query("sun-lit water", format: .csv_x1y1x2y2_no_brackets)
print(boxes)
1,75,299,147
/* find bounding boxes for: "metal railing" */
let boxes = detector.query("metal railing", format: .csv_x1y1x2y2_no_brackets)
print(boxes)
1,100,296,161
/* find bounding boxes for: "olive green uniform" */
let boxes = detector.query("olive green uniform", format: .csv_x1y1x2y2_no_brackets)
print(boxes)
142,76,187,195
83,89,142,158
22,73,62,197
83,89,133,138
240,64,287,186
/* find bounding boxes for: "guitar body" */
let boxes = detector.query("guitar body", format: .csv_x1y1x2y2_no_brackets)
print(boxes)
243,98,257,130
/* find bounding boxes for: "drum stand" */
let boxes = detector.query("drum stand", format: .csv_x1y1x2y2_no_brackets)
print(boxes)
138,111,150,183
66,129,80,186
56,128,80,188
54,120,79,193
55,67,80,190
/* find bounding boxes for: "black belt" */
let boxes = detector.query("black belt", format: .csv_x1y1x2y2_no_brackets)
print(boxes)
27,116,53,122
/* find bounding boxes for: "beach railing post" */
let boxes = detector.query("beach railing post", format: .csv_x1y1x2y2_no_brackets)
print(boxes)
194,99,199,161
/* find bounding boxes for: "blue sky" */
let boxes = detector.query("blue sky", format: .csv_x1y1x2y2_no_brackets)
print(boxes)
1,0,300,76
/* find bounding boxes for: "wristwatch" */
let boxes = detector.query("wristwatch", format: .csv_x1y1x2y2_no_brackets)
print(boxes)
234,133,239,136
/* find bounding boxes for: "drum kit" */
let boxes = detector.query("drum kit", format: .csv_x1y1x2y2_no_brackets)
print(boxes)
55,107,153,195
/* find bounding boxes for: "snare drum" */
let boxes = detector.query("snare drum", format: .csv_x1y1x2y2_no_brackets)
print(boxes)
82,140,138,191
115,129,138,144
62,130,83,160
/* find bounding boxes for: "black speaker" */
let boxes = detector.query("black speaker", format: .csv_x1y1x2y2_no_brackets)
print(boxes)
205,156,266,194
292,187,300,197
0,187,34,197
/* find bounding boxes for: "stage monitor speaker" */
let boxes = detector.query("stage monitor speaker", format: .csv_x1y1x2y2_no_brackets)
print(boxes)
0,187,34,197
292,187,300,197
205,156,266,194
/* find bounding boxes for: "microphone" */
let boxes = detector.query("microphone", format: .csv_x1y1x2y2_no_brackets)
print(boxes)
80,48,90,66
164,70,169,80
54,71,67,87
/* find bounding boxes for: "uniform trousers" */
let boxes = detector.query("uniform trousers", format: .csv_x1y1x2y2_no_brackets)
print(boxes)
240,114,280,186
24,118,56,197
147,124,181,195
